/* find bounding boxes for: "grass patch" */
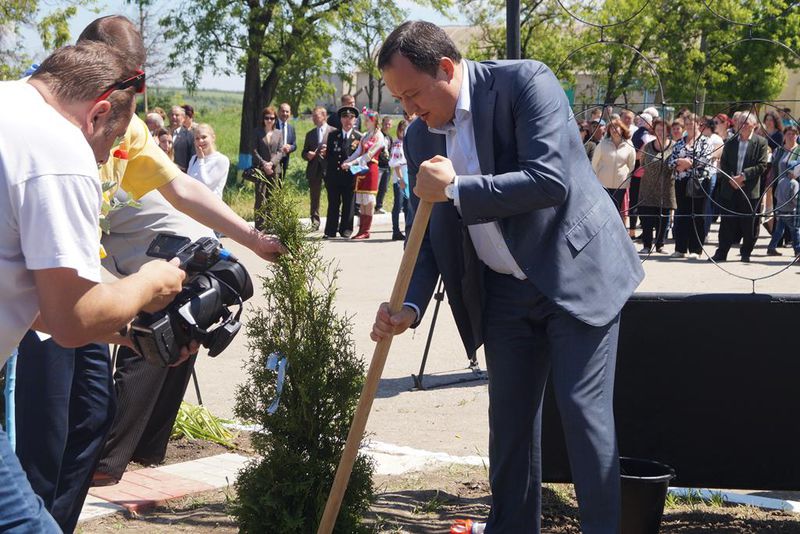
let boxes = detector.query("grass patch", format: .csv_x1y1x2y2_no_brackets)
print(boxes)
171,402,236,447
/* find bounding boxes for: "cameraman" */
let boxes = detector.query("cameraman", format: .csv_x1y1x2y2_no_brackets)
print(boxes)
93,190,215,488
12,15,284,533
0,42,186,532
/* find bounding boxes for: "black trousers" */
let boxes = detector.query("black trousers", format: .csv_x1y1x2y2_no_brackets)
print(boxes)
376,167,391,210
96,347,196,480
639,206,670,249
628,176,641,231
15,331,115,533
324,177,355,237
673,180,706,254
716,194,760,259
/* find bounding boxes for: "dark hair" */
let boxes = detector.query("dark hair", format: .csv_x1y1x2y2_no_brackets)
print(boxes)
763,110,784,132
378,21,462,76
156,127,170,138
784,124,798,135
396,119,407,138
77,15,145,69
262,106,277,127
182,104,194,118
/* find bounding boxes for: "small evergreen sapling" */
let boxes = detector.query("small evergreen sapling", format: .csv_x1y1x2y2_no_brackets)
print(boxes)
233,186,374,533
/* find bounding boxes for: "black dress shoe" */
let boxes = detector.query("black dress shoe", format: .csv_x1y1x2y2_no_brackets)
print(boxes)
709,254,726,263
741,255,750,263
322,234,335,239
341,231,352,238
392,232,406,241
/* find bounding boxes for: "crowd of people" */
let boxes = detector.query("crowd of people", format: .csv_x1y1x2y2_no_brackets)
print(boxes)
578,105,800,262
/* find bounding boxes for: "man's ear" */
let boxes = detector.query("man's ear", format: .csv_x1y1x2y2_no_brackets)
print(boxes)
85,100,112,136
438,57,457,82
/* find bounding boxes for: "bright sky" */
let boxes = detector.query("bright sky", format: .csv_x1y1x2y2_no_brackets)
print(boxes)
19,0,468,92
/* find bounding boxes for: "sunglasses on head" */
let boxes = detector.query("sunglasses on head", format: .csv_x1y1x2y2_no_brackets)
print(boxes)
94,70,145,103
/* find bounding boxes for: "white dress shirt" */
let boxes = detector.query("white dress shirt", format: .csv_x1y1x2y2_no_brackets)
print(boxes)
736,132,752,175
430,62,526,280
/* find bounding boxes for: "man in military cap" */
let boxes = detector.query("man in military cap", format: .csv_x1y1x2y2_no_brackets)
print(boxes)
323,106,362,238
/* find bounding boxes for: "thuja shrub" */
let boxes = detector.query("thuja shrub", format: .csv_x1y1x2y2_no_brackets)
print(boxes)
232,186,374,533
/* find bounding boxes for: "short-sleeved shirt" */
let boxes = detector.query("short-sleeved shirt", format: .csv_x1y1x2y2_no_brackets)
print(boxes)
98,115,179,201
0,81,103,362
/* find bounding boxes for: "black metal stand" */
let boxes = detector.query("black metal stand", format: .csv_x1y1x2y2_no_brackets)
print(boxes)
411,277,487,390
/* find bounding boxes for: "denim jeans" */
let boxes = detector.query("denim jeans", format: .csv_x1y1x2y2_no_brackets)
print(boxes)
0,427,60,532
768,213,800,254
391,182,413,235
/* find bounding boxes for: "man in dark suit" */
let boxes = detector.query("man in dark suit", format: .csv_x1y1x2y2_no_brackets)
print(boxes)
323,106,361,238
371,21,644,534
276,102,297,176
169,105,195,172
302,106,335,230
711,111,770,262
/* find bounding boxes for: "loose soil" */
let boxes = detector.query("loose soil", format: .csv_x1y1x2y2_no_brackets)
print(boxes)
126,431,255,471
79,448,800,533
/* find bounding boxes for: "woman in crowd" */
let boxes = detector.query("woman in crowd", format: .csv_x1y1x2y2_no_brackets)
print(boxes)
341,108,385,240
714,113,734,139
388,119,413,241
671,119,685,141
700,116,725,233
763,110,785,151
156,128,174,160
251,106,284,230
187,124,230,199
667,113,713,259
637,117,676,254
592,118,636,222
580,122,597,162
766,124,800,255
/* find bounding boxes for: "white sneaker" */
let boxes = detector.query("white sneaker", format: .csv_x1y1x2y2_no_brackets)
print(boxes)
687,253,701,259
670,251,686,258
639,246,652,254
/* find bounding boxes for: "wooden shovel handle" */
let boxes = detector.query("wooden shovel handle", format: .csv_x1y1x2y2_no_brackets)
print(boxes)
317,200,433,534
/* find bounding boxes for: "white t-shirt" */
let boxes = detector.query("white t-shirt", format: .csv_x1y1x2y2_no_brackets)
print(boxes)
186,151,230,199
0,80,102,362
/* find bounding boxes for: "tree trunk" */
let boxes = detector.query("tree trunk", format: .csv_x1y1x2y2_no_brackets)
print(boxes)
239,52,262,168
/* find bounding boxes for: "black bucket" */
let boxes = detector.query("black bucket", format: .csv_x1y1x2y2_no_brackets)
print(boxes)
620,457,676,534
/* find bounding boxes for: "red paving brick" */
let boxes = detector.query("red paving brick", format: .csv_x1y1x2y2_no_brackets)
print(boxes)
88,468,215,514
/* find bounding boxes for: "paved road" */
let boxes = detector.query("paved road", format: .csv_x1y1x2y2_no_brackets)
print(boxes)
191,216,799,458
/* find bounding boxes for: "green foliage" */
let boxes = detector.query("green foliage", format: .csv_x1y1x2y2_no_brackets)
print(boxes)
0,0,91,80
465,0,800,109
171,402,236,447
232,186,374,533
335,0,407,110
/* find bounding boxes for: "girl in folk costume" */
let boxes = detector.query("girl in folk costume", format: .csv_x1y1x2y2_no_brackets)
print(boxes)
341,107,385,239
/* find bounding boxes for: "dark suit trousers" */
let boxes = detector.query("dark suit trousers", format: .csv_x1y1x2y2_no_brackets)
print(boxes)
15,331,115,533
96,347,196,480
324,176,354,237
483,271,620,534
716,194,759,258
639,206,670,249
309,172,323,225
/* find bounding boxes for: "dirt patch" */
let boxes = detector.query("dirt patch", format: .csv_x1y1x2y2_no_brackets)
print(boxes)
127,431,255,471
79,459,800,533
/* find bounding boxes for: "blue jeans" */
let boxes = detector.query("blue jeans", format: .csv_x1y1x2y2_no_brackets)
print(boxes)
0,427,60,532
768,213,800,254
391,182,413,235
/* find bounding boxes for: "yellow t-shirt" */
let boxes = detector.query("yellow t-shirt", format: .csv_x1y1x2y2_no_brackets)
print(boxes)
98,115,179,200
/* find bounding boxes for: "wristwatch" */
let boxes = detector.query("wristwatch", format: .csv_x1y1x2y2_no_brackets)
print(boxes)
444,176,456,200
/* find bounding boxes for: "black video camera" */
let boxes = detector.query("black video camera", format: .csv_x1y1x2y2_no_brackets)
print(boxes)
129,233,254,367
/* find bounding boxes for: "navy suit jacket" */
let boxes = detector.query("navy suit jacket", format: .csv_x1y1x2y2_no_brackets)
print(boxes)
404,59,644,354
